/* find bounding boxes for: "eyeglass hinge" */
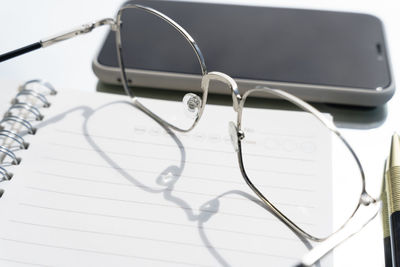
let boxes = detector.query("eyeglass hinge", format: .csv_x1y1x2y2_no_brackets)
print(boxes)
41,18,117,48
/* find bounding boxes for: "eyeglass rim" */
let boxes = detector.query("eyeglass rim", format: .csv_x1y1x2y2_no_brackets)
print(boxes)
233,86,373,241
115,4,213,132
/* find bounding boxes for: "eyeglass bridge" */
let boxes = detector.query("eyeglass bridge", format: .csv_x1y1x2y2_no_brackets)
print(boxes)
201,72,242,111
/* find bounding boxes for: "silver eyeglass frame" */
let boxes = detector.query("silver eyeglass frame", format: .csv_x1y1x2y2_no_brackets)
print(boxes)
234,87,381,265
0,3,382,266
114,5,381,265
115,4,209,133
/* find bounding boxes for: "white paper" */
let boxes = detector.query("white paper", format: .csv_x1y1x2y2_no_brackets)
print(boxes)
0,90,332,267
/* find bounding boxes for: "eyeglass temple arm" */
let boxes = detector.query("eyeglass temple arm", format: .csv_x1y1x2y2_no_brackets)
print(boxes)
295,200,381,267
0,18,116,63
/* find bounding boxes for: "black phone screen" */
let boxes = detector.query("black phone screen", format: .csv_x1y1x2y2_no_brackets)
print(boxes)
98,0,391,90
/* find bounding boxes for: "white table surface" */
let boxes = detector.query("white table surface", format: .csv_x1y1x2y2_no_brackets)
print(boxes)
1,0,400,266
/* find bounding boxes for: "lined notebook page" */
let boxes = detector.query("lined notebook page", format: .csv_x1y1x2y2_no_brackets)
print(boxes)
0,90,332,267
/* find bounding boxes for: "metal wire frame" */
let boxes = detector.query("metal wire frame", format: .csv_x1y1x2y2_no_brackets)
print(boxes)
114,5,382,265
235,87,381,265
115,4,209,133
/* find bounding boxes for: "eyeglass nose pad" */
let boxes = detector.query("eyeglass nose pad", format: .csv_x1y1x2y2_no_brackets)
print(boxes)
228,121,239,152
182,93,202,119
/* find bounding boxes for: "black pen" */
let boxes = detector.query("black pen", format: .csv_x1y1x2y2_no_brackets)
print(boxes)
382,160,393,267
386,133,400,267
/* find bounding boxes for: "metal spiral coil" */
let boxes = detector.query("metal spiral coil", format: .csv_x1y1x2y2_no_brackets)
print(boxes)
0,80,56,190
6,103,43,121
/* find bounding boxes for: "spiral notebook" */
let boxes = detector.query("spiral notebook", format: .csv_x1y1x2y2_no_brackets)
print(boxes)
0,81,333,266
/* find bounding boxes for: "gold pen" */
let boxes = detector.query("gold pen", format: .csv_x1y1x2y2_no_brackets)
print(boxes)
386,133,400,267
382,159,393,267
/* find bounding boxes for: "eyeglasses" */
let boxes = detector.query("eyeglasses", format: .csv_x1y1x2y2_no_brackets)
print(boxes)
0,4,381,266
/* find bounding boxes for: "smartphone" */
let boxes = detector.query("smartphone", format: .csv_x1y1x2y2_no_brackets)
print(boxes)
92,0,394,106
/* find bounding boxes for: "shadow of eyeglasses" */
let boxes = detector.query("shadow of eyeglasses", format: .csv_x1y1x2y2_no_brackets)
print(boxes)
76,97,324,266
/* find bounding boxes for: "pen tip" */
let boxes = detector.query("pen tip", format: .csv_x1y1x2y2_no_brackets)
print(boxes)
389,133,400,168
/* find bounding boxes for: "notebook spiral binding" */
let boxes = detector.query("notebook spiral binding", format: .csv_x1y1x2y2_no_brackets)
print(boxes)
0,80,57,184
